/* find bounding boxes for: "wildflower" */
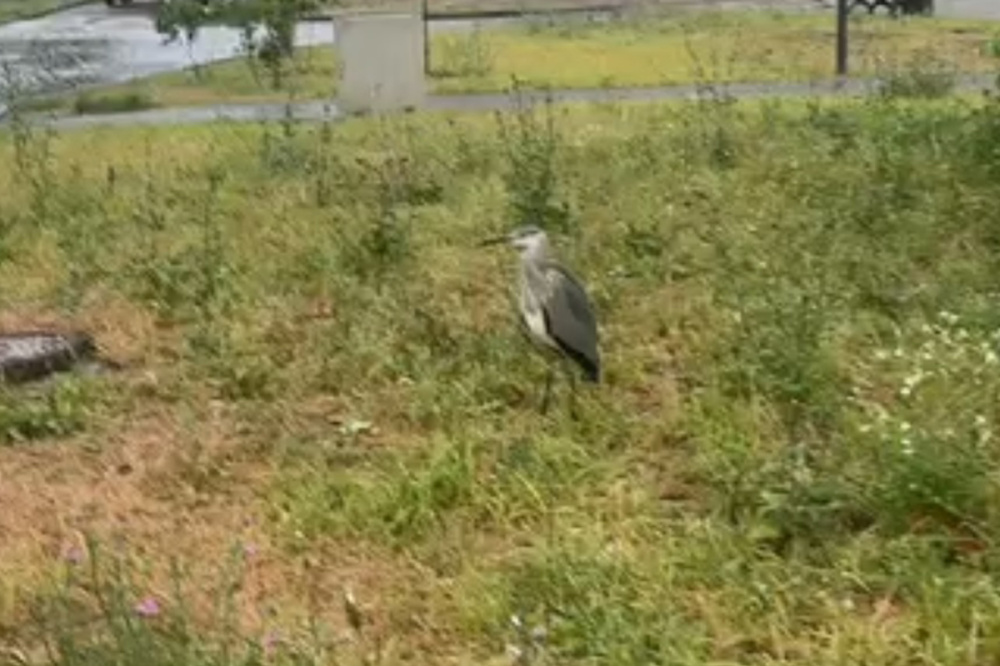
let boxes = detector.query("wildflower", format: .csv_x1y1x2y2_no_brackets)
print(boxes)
62,544,84,566
900,371,923,397
262,630,282,658
135,596,161,618
939,310,959,325
243,542,259,560
343,588,363,633
506,644,524,662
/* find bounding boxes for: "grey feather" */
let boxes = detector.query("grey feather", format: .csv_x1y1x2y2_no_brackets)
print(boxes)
541,262,600,382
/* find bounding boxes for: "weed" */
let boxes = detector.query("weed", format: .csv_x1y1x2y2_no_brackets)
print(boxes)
14,535,349,666
0,376,93,445
10,115,57,227
984,32,1000,59
878,49,958,100
72,90,157,116
496,84,571,235
433,29,495,79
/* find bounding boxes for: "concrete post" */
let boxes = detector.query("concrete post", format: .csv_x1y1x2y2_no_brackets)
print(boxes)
334,12,427,114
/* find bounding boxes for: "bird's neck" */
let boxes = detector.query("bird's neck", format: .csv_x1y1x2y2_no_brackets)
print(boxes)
519,255,550,306
520,243,549,265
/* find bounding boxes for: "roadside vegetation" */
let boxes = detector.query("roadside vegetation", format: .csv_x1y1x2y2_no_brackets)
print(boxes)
0,0,72,24
4,65,1000,664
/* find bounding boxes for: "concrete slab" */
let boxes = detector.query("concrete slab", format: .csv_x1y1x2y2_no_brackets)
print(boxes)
935,0,1000,19
335,12,427,114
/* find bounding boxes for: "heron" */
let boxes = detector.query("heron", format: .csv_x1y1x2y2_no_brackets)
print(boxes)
481,225,600,414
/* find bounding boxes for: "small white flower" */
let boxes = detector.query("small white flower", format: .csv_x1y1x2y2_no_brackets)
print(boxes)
939,310,959,325
900,371,923,398
975,414,988,428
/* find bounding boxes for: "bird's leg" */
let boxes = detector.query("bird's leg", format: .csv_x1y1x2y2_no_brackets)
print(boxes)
540,365,555,415
564,362,579,421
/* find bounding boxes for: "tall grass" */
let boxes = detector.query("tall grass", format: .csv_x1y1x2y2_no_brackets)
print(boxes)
5,84,1000,664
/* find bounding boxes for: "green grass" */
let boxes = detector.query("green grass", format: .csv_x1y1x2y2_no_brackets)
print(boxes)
0,0,73,24
26,9,1000,116
72,89,158,115
430,10,1000,92
6,88,1000,663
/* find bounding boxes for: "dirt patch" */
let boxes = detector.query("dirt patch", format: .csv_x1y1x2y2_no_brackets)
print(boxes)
0,394,447,662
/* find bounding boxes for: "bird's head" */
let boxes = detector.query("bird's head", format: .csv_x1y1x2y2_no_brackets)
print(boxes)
480,224,549,259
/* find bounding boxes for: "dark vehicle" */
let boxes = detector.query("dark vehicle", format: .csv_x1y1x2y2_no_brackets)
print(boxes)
105,0,211,5
850,0,934,14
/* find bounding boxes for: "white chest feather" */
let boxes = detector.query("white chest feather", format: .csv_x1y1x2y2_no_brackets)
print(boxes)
519,275,559,351
523,304,555,349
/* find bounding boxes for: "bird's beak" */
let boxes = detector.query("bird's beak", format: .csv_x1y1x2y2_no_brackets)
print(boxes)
478,235,508,248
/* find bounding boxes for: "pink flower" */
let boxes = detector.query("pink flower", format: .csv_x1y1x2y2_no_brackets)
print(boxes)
62,545,85,566
262,630,282,658
134,596,161,618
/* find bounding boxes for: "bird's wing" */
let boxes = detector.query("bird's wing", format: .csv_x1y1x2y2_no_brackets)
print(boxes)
541,262,601,381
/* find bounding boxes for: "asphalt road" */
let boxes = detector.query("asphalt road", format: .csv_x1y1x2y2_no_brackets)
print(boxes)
935,0,1000,19
25,72,998,131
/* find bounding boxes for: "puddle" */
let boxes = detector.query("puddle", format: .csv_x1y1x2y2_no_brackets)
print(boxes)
0,3,336,97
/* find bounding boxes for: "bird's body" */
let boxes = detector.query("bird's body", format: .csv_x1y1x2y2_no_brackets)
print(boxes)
518,258,600,382
482,225,601,412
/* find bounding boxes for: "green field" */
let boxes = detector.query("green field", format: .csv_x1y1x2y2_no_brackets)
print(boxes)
24,10,1000,116
4,88,1000,664
0,0,71,24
